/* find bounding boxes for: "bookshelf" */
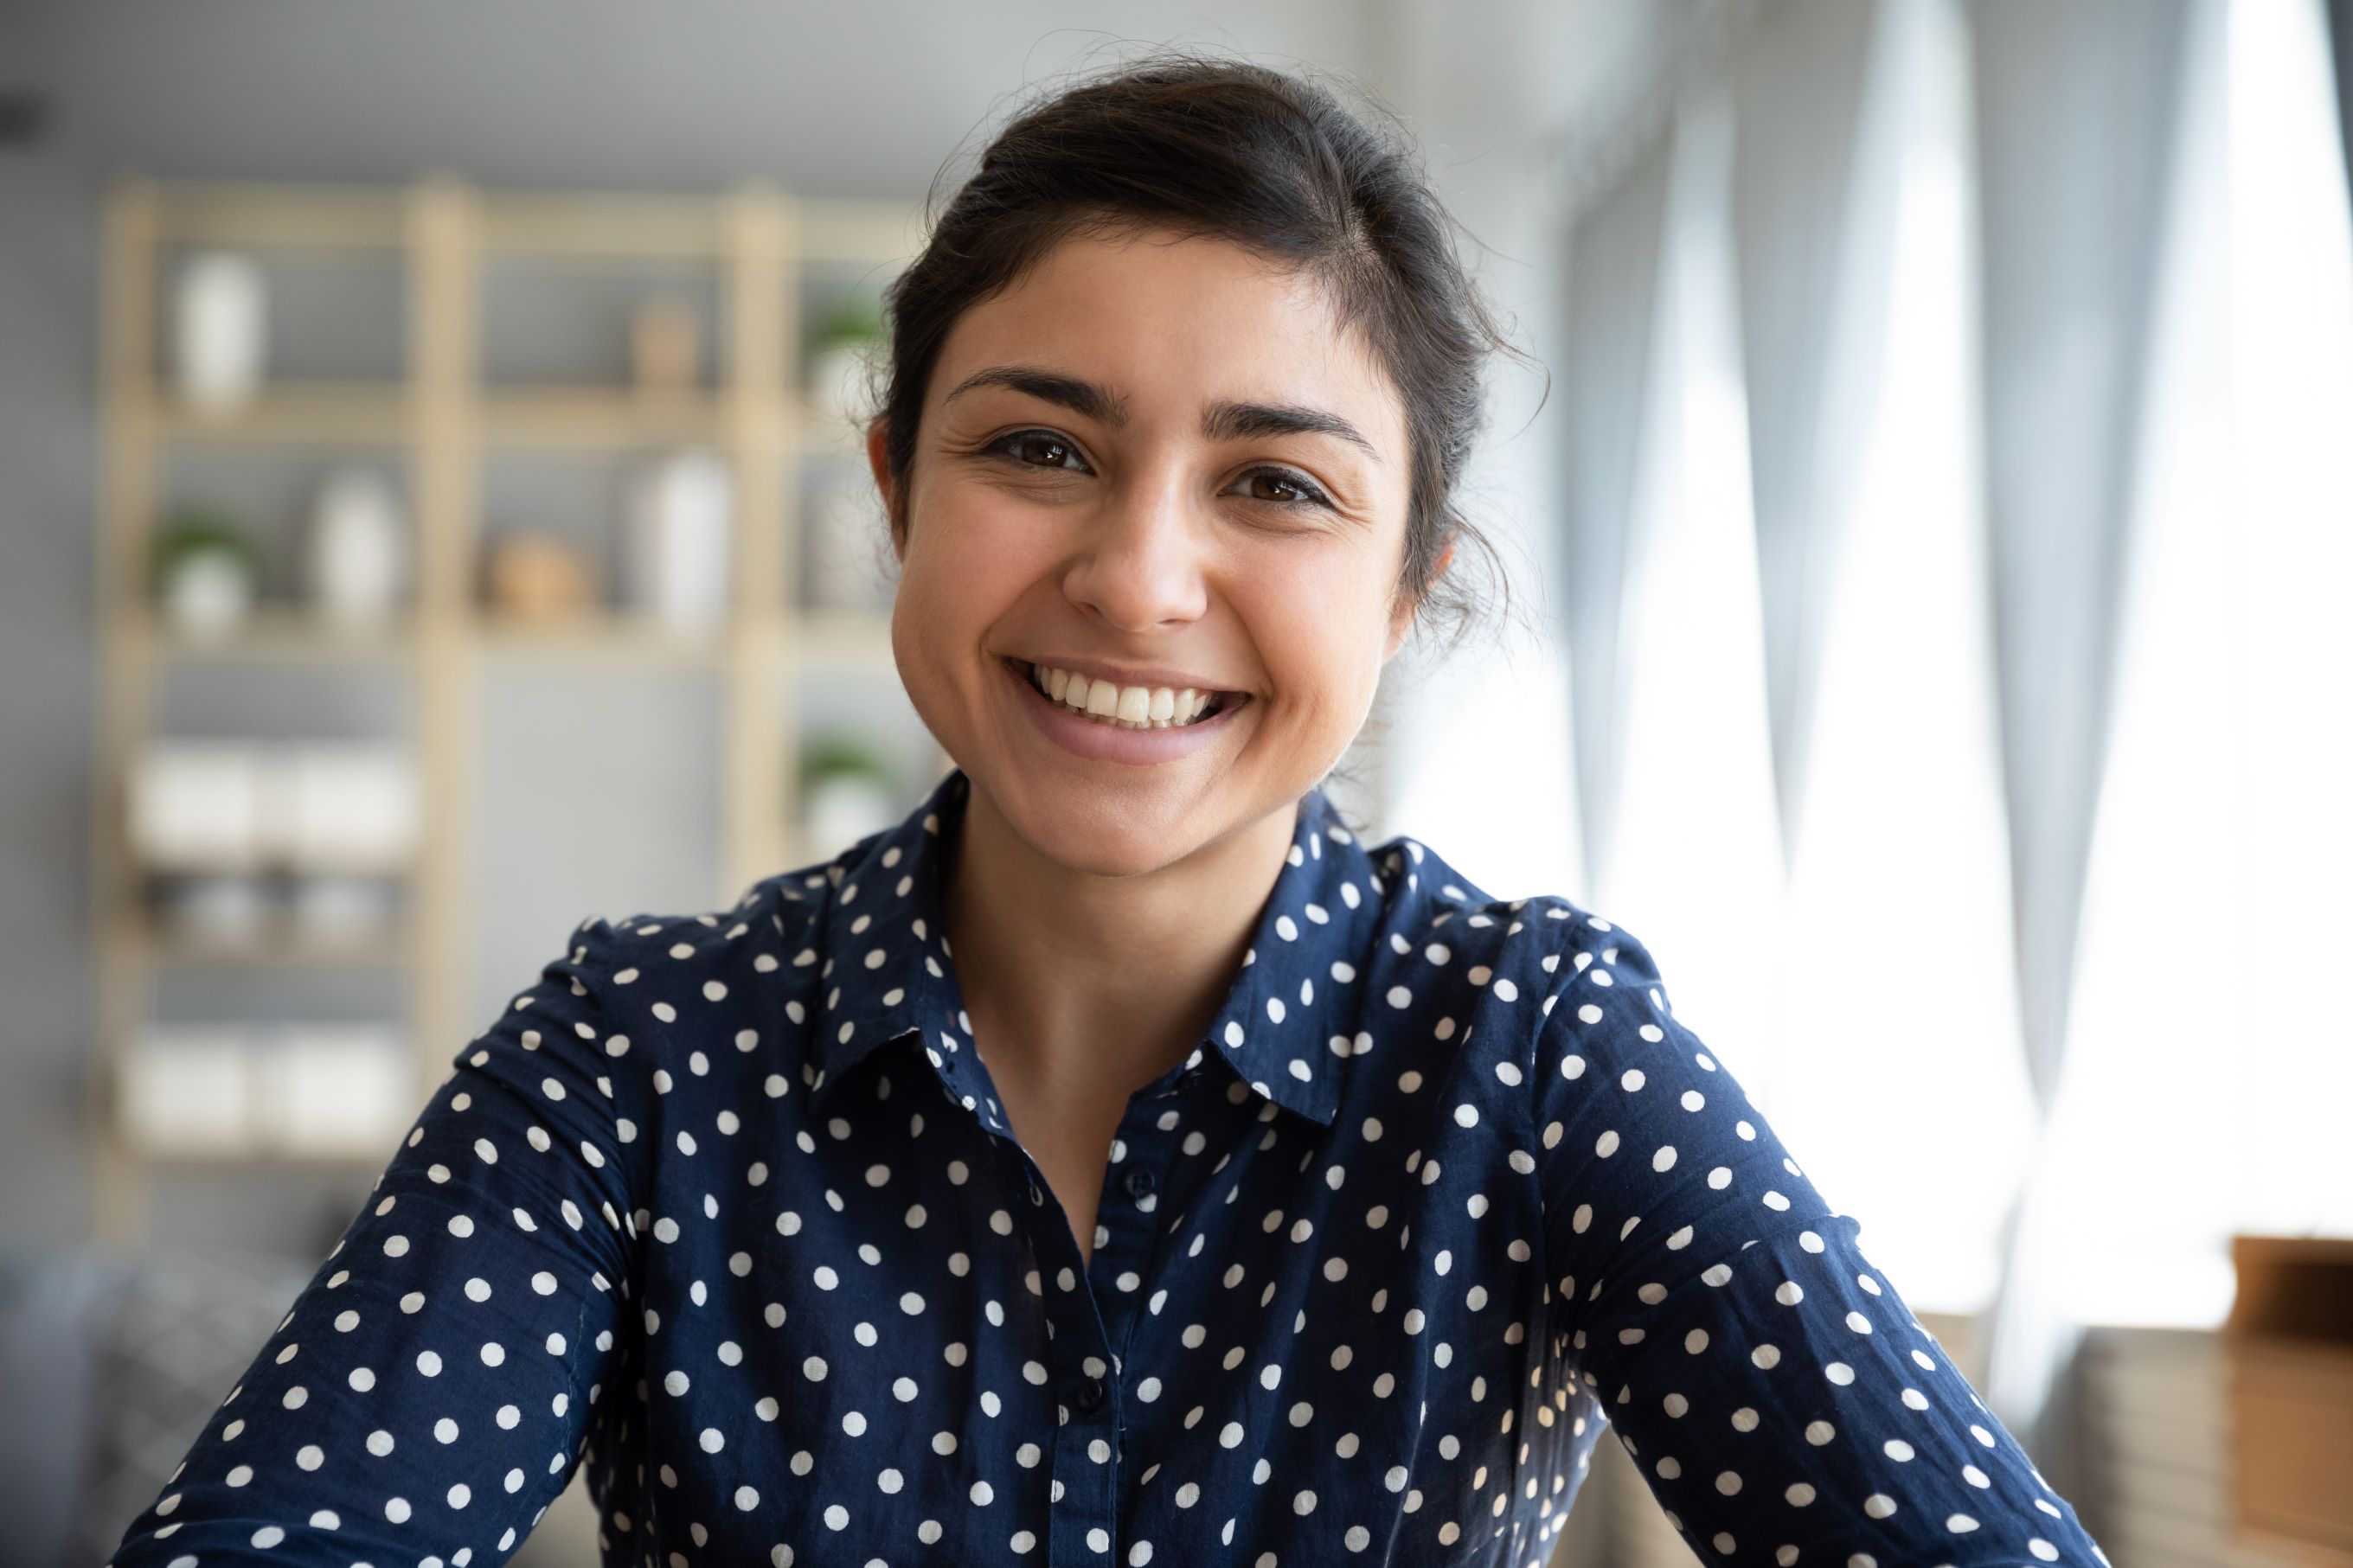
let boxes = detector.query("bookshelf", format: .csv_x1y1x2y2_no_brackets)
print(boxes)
92,176,946,1245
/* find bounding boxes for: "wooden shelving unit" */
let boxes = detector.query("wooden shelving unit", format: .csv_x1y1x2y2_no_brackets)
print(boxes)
91,176,944,1246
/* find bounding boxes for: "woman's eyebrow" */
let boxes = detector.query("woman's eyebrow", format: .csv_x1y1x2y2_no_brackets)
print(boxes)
1202,399,1381,464
943,365,1127,427
942,364,1380,464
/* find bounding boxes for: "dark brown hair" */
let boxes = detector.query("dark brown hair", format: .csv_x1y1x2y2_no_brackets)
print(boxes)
868,48,1528,651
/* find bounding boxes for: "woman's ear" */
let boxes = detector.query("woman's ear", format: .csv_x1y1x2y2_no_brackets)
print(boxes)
1384,541,1454,662
865,418,906,559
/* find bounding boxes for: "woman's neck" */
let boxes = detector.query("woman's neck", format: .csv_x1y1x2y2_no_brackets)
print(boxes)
939,781,1301,1107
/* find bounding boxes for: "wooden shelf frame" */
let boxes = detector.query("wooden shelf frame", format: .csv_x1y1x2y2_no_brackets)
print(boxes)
91,175,945,1245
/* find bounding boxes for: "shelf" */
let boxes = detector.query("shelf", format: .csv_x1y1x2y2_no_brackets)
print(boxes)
151,384,409,446
151,182,408,252
476,194,729,259
136,854,420,878
800,198,927,264
119,1136,406,1169
792,611,898,666
143,935,412,970
144,607,414,665
482,387,728,448
475,612,730,665
95,175,926,1250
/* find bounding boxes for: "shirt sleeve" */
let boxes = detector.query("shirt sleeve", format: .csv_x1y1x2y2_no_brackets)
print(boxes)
104,916,648,1567
1529,912,2113,1567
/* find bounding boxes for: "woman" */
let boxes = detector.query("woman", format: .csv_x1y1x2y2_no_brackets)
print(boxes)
108,53,2106,1568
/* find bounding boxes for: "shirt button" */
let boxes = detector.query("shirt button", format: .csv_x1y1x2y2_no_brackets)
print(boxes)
1074,1375,1106,1412
1124,1168,1155,1200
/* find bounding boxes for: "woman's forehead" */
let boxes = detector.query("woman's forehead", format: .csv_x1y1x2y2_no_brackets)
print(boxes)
930,228,1405,446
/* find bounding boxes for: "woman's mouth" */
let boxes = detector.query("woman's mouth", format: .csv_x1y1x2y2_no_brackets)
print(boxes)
1008,658,1239,731
999,656,1250,765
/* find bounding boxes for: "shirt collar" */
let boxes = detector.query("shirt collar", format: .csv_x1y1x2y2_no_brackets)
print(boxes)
799,767,1392,1130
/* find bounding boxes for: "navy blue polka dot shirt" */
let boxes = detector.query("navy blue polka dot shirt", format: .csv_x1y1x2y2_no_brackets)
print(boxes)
107,767,2107,1567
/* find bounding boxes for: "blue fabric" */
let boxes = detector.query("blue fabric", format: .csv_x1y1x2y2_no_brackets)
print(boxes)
106,767,2108,1567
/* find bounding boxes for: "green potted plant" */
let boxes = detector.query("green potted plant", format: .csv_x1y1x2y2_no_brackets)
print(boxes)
799,733,900,854
806,294,887,423
153,506,265,641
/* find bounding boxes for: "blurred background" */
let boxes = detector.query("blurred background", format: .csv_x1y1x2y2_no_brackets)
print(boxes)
3,1,2350,1564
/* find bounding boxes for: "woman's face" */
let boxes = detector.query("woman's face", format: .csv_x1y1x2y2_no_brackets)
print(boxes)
872,226,1418,879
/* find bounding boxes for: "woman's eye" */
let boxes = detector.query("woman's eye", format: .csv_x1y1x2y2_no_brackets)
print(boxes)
1237,470,1330,509
992,431,1086,470
983,433,1326,510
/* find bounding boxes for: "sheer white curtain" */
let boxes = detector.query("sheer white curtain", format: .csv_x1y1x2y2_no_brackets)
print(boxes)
1593,71,1792,1083
1757,0,2036,1322
2054,0,2353,1332
1965,0,2195,1476
1544,0,2353,1489
1561,138,1673,910
1559,0,2037,1321
1544,0,2353,1492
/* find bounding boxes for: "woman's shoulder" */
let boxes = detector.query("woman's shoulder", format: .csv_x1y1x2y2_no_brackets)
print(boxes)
555,830,886,993
1354,819,1649,1014
501,841,886,1098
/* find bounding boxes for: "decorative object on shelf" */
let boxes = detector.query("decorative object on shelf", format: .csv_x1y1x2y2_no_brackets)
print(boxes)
485,530,598,621
119,1027,253,1155
801,733,901,852
281,746,420,871
625,448,733,630
806,294,884,426
129,741,420,872
119,1023,413,1158
288,874,401,950
303,468,406,630
171,250,266,412
631,296,702,394
804,464,891,612
94,177,939,1243
153,508,263,643
129,743,269,871
157,873,272,950
2226,1235,2353,1558
251,1025,413,1155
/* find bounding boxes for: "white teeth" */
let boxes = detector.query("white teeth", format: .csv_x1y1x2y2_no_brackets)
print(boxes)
1027,663,1227,730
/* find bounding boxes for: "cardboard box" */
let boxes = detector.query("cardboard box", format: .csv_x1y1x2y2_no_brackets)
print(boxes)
2228,1235,2353,1562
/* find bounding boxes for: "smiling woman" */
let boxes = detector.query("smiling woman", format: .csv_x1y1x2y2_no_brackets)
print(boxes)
103,48,2107,1568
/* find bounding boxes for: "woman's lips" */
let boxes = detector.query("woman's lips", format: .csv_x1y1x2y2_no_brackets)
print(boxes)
1003,656,1248,765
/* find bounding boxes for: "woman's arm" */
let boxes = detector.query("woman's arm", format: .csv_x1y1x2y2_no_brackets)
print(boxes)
103,917,647,1565
1529,915,2111,1566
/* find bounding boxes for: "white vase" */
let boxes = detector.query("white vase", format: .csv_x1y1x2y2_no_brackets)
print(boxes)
805,467,888,611
805,771,900,851
161,548,257,641
808,341,871,424
289,874,399,948
121,1027,255,1155
305,469,406,629
163,874,272,950
129,742,268,872
626,451,734,631
174,252,266,412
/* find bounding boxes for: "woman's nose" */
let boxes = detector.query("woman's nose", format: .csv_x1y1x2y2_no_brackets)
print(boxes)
1061,468,1210,632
